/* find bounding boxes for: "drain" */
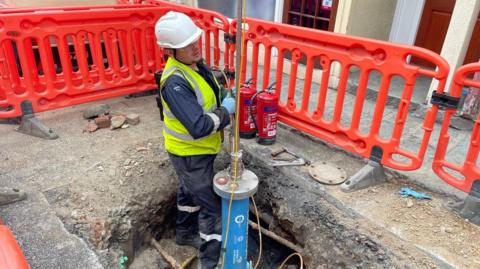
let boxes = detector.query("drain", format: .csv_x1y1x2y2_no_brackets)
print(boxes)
308,161,347,185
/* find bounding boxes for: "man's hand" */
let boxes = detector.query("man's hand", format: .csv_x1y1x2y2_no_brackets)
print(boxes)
221,87,236,101
221,97,236,114
229,88,237,97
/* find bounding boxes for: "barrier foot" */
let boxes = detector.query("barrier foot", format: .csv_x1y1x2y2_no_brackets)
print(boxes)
449,181,480,225
341,160,387,192
16,101,58,140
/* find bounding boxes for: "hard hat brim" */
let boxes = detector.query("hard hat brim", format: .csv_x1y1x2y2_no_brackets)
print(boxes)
157,27,202,49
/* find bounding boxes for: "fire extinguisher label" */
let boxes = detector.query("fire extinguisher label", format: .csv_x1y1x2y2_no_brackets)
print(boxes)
243,105,256,125
264,110,277,137
263,106,277,112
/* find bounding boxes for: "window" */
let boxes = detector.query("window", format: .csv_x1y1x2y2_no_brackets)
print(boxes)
283,0,338,31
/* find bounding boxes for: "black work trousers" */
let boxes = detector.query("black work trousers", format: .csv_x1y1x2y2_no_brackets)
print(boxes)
168,153,221,269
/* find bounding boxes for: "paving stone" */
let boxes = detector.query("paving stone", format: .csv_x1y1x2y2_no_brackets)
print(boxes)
83,104,110,119
126,113,140,125
111,116,126,129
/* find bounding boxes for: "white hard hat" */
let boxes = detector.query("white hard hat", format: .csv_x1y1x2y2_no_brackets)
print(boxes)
155,11,202,49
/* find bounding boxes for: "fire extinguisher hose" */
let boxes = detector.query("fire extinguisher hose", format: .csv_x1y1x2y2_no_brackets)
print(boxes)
249,91,260,134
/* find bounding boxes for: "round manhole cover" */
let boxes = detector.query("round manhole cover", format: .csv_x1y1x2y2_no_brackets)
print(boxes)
308,161,347,185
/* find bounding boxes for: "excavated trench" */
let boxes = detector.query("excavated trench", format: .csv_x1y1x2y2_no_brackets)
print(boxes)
55,133,434,268
125,151,306,269
111,146,399,269
143,206,300,269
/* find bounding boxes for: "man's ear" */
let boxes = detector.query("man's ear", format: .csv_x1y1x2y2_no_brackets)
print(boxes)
162,49,173,61
164,49,174,57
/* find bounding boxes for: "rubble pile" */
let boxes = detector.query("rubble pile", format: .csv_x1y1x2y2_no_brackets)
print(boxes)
82,104,140,133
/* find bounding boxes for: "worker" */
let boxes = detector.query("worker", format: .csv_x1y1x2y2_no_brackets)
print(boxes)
154,11,235,269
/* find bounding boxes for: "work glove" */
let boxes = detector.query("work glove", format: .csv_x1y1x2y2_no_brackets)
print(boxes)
399,187,432,200
221,87,236,101
221,97,236,114
230,87,237,97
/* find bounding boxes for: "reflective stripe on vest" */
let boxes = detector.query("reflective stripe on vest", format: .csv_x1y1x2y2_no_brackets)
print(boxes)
163,68,205,107
160,70,217,140
164,126,194,141
161,71,216,120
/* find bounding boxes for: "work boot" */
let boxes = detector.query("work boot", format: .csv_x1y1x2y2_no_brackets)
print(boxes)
176,233,201,249
0,187,27,206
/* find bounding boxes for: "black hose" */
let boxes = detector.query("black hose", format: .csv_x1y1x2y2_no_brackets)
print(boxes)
249,82,276,134
249,91,260,134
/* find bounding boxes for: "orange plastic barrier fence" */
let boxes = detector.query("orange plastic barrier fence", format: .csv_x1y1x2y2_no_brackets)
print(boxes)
0,5,165,118
0,224,29,269
0,4,142,14
144,0,231,72
232,18,449,171
433,63,480,193
117,0,141,4
0,2,231,119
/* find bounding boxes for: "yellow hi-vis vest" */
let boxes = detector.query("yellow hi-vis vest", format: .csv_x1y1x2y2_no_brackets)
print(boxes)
160,57,222,156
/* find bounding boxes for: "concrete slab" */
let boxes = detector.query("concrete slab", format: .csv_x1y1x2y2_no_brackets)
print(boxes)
1,192,103,269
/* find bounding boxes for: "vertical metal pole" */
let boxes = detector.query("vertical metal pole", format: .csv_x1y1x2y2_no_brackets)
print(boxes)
229,0,244,180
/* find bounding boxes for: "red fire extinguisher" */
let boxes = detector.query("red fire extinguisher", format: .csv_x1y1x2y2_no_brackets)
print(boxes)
239,79,257,139
251,82,278,145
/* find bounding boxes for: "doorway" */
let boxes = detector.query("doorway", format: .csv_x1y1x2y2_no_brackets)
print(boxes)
413,0,480,67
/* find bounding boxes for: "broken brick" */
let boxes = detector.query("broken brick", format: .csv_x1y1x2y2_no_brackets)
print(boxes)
84,122,99,133
126,113,140,125
94,115,111,129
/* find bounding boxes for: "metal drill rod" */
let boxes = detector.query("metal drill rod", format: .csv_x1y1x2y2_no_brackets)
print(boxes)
229,0,244,181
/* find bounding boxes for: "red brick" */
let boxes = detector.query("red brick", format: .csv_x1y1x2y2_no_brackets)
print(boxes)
94,115,111,129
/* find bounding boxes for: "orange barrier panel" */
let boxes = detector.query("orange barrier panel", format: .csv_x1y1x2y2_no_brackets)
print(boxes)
0,3,231,119
231,18,449,171
0,223,29,269
0,5,166,118
0,4,146,14
143,0,231,72
433,63,480,193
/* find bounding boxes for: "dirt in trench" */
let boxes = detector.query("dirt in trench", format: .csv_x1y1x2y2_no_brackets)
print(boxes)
43,138,178,268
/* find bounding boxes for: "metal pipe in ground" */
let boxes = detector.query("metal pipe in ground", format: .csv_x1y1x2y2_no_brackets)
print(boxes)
229,0,244,177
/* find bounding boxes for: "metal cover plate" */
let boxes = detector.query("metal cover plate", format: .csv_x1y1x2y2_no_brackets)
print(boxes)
308,161,347,185
213,169,259,200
